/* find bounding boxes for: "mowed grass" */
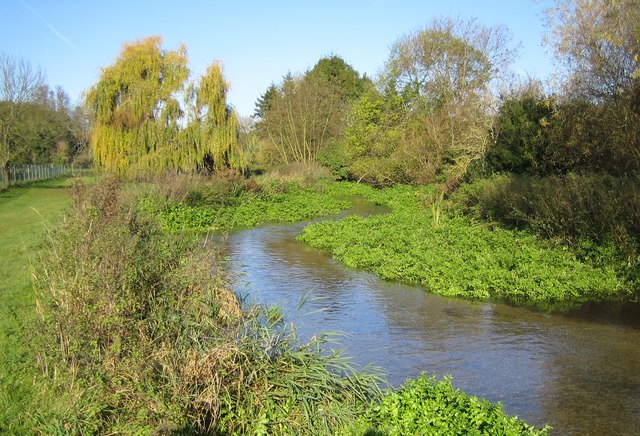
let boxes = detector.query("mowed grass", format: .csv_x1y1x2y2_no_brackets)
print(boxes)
0,178,77,432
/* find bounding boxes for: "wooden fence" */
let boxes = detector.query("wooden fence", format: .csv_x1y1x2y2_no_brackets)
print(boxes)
1,164,92,187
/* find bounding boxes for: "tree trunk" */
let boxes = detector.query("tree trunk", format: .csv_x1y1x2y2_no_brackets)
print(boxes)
1,164,9,191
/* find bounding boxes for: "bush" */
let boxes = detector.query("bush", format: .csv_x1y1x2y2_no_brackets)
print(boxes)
467,173,640,249
32,177,380,434
356,374,549,435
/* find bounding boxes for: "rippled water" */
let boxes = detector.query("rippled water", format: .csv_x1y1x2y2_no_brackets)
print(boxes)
222,202,640,435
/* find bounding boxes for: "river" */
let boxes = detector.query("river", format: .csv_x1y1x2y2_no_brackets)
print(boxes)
222,199,640,435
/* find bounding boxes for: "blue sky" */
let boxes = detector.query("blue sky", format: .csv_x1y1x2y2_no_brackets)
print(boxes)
1,0,556,117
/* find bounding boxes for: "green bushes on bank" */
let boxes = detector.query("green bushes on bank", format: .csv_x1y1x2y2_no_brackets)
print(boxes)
32,177,380,434
297,183,625,309
355,374,549,435
461,173,640,247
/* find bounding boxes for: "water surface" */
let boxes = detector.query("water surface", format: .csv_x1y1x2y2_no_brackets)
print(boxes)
223,202,640,435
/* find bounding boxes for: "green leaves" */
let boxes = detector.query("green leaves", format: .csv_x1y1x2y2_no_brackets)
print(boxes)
87,37,244,176
159,183,351,232
357,374,549,435
298,183,623,309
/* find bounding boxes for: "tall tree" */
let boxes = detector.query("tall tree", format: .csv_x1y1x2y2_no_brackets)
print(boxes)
253,83,278,119
0,53,45,189
256,56,368,166
487,80,555,174
347,18,516,188
189,62,244,171
546,0,640,173
86,36,189,174
86,36,243,176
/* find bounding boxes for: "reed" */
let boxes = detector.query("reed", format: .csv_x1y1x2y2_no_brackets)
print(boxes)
31,177,381,434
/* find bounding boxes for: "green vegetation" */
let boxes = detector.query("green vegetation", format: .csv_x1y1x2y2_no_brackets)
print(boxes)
355,374,548,435
297,183,625,309
0,178,74,433
148,174,628,309
86,37,244,176
131,165,350,233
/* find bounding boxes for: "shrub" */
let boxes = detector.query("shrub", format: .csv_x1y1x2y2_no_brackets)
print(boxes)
356,374,549,435
32,177,380,434
467,173,640,250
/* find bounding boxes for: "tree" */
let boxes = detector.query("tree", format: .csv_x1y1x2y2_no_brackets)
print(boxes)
87,36,189,174
0,53,45,189
253,83,277,119
255,56,369,166
487,81,555,174
547,0,640,102
308,55,371,101
347,18,516,188
86,37,243,175
186,62,244,171
545,0,640,173
344,83,413,186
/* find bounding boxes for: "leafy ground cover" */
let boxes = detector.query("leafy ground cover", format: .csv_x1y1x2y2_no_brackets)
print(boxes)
354,374,549,435
153,182,352,232
297,183,625,310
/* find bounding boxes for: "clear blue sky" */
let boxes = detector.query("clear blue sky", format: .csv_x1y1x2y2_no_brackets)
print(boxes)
1,0,556,117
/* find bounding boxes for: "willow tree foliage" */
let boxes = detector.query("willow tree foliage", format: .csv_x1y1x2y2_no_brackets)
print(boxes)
86,37,243,175
191,63,243,171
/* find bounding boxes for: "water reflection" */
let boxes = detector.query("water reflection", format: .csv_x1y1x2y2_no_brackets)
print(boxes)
222,205,640,435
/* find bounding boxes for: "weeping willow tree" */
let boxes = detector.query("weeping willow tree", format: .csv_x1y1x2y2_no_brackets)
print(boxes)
184,62,244,171
86,36,244,175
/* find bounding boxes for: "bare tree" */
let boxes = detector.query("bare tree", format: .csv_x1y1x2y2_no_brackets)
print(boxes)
0,53,45,189
0,53,45,103
259,72,343,165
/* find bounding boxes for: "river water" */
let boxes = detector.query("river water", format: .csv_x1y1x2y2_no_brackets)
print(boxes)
222,200,640,435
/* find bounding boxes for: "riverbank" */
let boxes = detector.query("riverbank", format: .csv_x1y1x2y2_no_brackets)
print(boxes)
298,182,628,311
156,176,629,310
4,175,548,433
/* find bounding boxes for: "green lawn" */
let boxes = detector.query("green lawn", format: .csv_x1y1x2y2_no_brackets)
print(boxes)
0,179,75,433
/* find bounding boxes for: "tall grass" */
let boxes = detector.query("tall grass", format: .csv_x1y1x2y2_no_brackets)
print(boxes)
32,177,381,434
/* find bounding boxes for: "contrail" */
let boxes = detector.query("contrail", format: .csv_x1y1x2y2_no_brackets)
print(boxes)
21,1,78,51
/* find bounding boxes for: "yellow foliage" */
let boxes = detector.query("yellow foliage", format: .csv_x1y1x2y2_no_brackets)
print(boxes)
86,36,244,176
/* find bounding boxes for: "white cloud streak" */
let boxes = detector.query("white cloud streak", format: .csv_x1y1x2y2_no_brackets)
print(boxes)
21,1,77,51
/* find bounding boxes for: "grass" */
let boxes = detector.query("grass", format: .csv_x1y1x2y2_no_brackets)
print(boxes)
1,175,549,433
0,178,78,433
